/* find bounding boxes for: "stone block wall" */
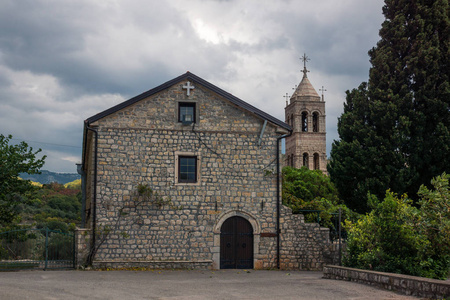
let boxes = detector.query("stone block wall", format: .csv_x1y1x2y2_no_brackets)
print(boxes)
75,228,91,267
85,81,282,269
323,265,450,299
279,206,331,270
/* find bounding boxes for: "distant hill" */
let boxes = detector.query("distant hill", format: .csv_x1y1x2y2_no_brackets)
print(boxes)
20,170,80,185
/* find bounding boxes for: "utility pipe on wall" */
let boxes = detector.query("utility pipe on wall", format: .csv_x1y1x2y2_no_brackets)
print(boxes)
85,124,98,266
276,131,292,269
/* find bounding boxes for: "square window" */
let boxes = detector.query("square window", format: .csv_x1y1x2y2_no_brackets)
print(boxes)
179,102,196,124
178,156,197,183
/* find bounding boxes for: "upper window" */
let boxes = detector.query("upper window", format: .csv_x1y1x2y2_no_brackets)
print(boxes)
179,102,196,124
178,156,197,183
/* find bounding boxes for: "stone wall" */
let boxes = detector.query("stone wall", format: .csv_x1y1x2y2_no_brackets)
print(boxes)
92,260,212,270
322,242,345,266
280,206,331,270
74,228,91,267
323,265,450,299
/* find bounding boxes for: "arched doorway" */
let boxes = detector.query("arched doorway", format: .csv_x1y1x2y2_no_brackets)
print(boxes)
220,216,254,269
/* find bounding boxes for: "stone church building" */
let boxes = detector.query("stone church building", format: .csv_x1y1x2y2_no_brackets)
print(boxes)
78,70,333,270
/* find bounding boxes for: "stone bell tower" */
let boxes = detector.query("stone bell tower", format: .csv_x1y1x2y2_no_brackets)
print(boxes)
284,54,327,173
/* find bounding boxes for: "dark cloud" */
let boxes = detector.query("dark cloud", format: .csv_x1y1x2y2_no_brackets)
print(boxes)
0,0,385,173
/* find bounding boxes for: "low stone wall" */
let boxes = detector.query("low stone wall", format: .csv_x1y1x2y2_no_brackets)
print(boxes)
323,265,450,299
92,260,212,270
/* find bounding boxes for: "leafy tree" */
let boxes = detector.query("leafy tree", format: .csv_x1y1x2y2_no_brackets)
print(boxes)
0,134,46,227
282,166,356,230
22,182,81,225
283,166,340,204
328,0,450,213
416,173,450,278
64,179,81,189
344,192,424,275
344,173,450,279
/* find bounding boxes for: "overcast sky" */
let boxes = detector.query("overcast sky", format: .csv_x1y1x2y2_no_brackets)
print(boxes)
0,0,385,173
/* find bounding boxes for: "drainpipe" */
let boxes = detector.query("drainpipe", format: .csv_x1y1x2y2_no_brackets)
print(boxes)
276,130,292,269
76,163,86,227
85,123,98,265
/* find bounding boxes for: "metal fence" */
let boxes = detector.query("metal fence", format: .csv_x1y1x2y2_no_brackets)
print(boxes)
0,227,75,271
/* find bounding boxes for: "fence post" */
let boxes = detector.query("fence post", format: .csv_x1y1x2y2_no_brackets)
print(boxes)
338,208,342,266
73,232,76,269
44,227,49,270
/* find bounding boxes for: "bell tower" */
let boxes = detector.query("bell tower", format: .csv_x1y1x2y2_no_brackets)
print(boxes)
284,54,327,173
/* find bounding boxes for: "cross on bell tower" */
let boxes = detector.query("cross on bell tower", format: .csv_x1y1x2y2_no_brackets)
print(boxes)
300,53,310,78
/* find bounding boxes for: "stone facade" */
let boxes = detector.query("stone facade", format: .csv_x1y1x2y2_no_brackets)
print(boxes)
80,72,333,270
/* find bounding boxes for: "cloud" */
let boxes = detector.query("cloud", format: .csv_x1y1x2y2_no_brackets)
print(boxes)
0,0,385,172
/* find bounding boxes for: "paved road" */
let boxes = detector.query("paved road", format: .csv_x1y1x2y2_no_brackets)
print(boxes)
0,269,421,299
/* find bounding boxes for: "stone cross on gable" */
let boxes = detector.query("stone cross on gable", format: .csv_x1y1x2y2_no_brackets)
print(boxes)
183,81,195,96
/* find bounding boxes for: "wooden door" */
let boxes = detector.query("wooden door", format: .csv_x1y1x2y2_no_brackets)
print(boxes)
220,216,253,269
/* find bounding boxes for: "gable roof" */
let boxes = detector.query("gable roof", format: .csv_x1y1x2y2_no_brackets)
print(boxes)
85,71,291,131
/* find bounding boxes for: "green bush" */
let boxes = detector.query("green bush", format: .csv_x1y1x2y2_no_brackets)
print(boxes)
344,173,450,279
282,166,356,231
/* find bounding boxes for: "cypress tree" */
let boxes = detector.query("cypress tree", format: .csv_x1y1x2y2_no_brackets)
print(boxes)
328,0,449,213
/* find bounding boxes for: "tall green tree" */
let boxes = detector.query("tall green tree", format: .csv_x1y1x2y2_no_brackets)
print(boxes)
0,134,46,227
328,0,450,212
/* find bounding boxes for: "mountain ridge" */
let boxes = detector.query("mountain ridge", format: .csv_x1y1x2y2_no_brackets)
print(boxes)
20,170,80,185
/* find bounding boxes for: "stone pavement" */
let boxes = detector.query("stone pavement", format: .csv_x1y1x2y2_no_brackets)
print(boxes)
0,269,422,299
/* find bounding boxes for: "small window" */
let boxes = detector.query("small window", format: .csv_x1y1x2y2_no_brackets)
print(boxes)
178,156,197,183
179,102,196,123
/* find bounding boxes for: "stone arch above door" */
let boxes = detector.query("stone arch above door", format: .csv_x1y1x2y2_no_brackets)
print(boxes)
213,210,260,234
